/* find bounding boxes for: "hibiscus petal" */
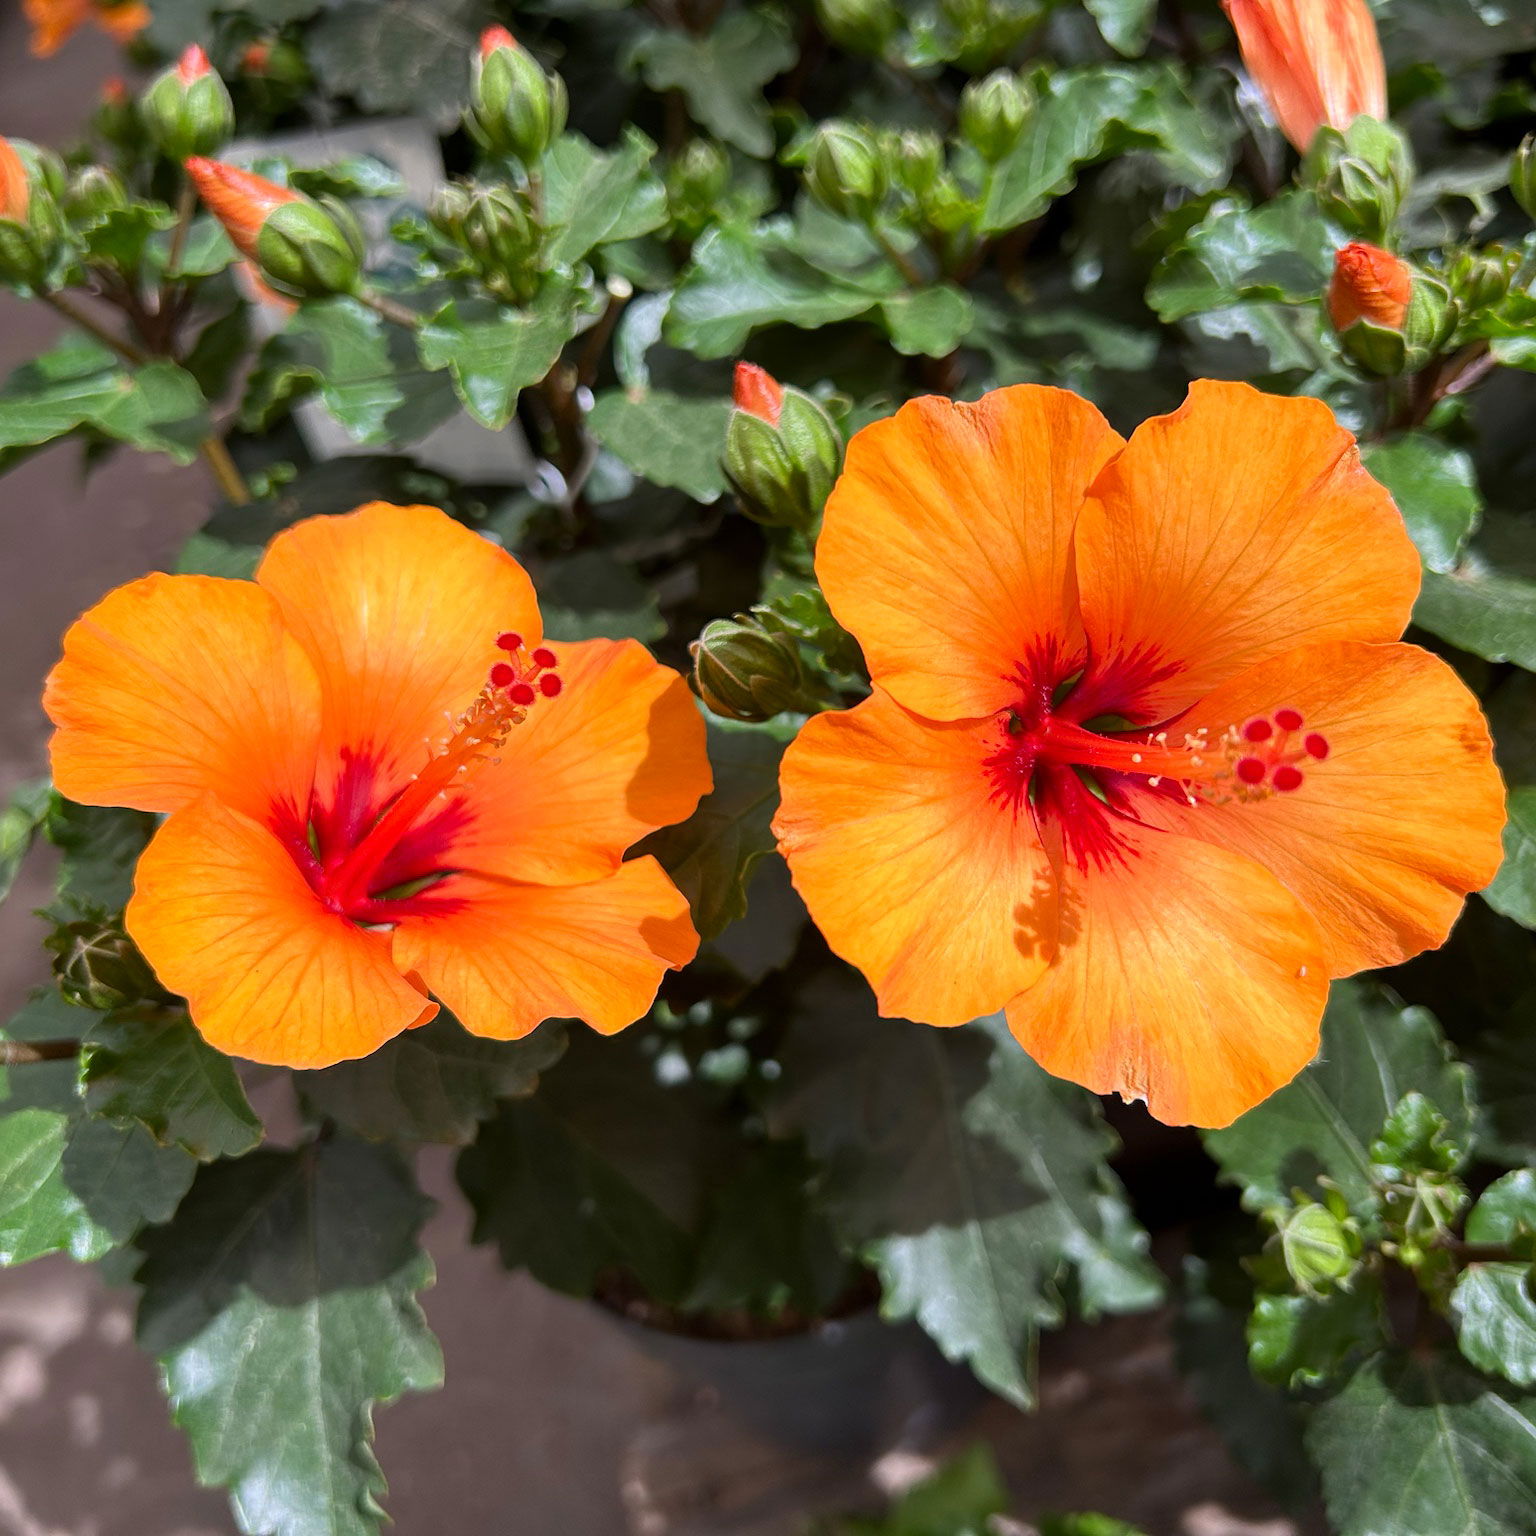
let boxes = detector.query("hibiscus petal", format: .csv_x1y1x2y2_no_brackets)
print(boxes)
391,857,698,1039
1004,820,1328,1128
774,688,1057,1027
45,573,320,827
816,386,1124,720
1075,380,1420,721
255,502,542,807
128,797,434,1068
1133,640,1505,976
442,638,711,885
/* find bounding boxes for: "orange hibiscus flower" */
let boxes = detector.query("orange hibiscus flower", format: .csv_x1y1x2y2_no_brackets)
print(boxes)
1222,0,1386,153
25,0,150,57
44,502,710,1068
773,381,1504,1127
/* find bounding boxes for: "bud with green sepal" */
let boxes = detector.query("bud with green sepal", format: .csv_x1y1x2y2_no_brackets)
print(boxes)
690,610,828,722
1512,134,1536,223
0,137,70,292
65,165,128,224
1371,1092,1470,1288
890,130,945,199
1276,1191,1362,1294
187,156,363,298
93,77,141,152
140,45,235,162
725,362,844,531
1447,246,1518,316
467,26,568,166
814,0,900,55
958,69,1033,163
46,917,156,1012
805,121,888,224
667,139,731,243
1306,117,1413,244
1399,271,1460,366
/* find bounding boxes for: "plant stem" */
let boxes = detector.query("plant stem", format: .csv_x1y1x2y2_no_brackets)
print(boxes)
872,228,925,288
0,1039,79,1065
356,287,424,330
41,291,149,365
577,277,633,388
165,178,197,280
200,435,252,505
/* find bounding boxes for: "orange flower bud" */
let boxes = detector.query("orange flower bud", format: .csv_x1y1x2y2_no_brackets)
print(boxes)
102,76,129,105
0,138,29,224
243,40,273,74
1328,242,1412,332
185,156,301,261
25,0,149,57
733,361,784,426
1222,0,1386,153
178,43,213,83
480,24,518,56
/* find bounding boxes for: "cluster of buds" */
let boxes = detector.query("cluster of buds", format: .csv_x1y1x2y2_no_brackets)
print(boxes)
185,156,364,297
466,26,567,165
690,608,826,723
429,180,541,306
0,138,68,291
1328,242,1456,376
724,362,843,531
139,44,234,161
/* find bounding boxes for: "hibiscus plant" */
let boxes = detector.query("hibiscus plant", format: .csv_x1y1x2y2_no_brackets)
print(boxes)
3,0,1536,1531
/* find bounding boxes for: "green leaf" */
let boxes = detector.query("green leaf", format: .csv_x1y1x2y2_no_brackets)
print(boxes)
0,336,210,465
242,297,458,445
1247,1283,1385,1389
458,1045,695,1303
135,1139,444,1536
1485,787,1536,929
1085,0,1157,56
772,990,1162,1407
1451,1170,1536,1386
307,0,479,127
1146,191,1332,323
1363,434,1483,574
0,991,195,1266
587,389,730,501
418,288,584,430
879,1445,1009,1534
80,1012,262,1162
0,777,51,905
44,799,156,914
80,202,177,271
1203,981,1477,1221
297,1017,566,1146
667,219,900,358
1309,1352,1536,1535
627,11,797,158
1416,557,1536,671
543,128,668,267
879,284,975,357
640,718,786,941
980,65,1226,234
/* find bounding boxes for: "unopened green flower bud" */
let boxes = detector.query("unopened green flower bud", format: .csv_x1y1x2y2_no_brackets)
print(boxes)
1306,118,1412,243
805,121,887,223
1511,135,1536,222
435,181,541,304
892,130,945,197
1449,247,1515,314
47,919,155,1011
690,610,817,722
255,195,364,298
815,0,899,54
1278,1200,1358,1292
1401,272,1458,364
959,69,1033,163
93,77,141,150
668,138,731,214
725,363,843,529
66,165,128,223
467,26,568,165
140,45,234,161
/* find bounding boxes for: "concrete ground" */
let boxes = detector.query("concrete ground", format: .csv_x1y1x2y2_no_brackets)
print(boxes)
0,14,1299,1533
